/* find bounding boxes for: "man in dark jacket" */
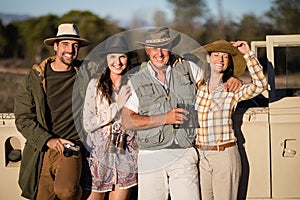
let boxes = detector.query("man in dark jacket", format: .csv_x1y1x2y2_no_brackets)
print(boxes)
14,23,90,200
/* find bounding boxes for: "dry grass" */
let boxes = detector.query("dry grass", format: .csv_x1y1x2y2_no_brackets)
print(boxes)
0,72,26,113
1,67,299,113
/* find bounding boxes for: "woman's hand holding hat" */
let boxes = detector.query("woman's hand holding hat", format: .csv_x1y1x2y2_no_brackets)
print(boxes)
231,41,250,55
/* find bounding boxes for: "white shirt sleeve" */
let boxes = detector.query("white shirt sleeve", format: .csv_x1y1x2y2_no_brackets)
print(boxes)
124,80,139,113
188,61,204,83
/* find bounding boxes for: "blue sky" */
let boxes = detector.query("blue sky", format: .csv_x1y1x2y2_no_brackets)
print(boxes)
1,0,272,26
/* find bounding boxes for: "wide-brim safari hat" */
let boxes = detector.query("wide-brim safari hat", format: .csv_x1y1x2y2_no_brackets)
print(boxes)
192,40,246,77
97,35,136,58
100,35,130,55
137,27,181,48
44,23,90,47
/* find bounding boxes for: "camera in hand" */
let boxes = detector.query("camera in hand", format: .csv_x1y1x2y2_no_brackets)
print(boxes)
63,143,80,157
173,103,199,129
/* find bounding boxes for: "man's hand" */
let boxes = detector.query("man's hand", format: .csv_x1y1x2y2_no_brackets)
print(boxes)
122,107,189,131
224,76,242,92
47,138,74,154
165,108,189,125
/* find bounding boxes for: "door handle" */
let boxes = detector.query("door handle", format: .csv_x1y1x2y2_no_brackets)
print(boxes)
282,139,296,157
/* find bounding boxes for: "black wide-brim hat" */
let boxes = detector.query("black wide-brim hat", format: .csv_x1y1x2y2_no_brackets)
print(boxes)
99,35,130,55
192,40,246,77
137,27,181,48
44,23,90,47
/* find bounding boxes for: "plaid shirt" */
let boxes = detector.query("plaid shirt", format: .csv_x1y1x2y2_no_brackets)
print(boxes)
195,52,267,145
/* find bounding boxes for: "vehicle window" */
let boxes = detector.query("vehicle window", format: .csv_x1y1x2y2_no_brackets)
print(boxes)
274,46,300,97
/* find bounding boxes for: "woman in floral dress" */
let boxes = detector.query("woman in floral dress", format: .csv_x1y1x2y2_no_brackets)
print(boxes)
82,35,138,200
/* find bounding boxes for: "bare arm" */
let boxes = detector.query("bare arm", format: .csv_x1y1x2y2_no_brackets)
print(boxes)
122,107,188,131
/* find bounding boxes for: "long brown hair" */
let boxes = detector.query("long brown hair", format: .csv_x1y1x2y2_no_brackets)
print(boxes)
96,56,131,104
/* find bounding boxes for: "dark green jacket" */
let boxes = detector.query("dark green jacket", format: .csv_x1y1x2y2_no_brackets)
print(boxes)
15,56,55,199
14,57,98,199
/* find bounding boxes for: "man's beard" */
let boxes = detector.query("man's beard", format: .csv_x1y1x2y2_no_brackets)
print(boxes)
60,57,75,66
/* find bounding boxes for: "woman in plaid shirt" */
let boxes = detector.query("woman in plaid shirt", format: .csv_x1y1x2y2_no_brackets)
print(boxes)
192,40,267,200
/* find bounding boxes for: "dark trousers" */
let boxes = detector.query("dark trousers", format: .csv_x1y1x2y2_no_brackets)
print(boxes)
36,148,82,200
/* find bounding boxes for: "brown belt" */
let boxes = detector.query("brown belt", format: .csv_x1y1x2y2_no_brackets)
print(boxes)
195,141,236,151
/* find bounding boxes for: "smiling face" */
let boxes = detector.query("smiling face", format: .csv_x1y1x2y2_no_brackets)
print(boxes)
106,53,128,76
208,52,231,74
54,40,79,66
145,46,170,71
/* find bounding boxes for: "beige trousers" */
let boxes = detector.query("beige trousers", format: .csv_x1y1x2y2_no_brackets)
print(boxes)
137,147,200,200
198,145,242,200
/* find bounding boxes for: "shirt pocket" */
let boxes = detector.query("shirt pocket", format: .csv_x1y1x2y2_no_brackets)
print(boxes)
136,83,164,115
137,83,155,97
175,73,195,97
137,127,165,147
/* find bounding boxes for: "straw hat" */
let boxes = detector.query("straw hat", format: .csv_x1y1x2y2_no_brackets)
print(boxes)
137,27,181,48
192,40,246,77
44,23,90,47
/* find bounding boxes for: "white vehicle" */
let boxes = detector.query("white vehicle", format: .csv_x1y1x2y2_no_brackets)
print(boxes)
234,34,300,199
1,35,299,200
0,113,26,199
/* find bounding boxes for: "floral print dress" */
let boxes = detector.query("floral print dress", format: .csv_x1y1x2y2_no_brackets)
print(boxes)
81,78,138,192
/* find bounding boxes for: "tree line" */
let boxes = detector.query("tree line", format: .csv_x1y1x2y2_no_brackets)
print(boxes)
0,0,299,68
0,0,300,113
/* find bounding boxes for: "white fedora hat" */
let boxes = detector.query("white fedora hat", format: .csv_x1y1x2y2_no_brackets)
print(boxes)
44,23,90,47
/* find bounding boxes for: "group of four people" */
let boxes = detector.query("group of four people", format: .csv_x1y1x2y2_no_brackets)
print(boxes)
14,23,267,200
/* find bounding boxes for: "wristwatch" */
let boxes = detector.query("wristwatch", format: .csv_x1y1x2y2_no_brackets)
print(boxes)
244,50,255,59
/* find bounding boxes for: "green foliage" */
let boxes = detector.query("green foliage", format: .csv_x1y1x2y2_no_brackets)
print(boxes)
237,14,270,42
0,0,300,63
13,14,59,63
0,10,124,65
266,0,300,34
0,1,300,112
0,20,7,56
57,10,124,58
168,0,205,18
167,0,206,39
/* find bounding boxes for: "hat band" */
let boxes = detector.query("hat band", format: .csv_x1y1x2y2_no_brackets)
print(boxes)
56,34,80,38
145,38,171,44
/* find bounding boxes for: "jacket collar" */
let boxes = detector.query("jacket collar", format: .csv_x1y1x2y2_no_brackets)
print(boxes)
32,56,81,92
